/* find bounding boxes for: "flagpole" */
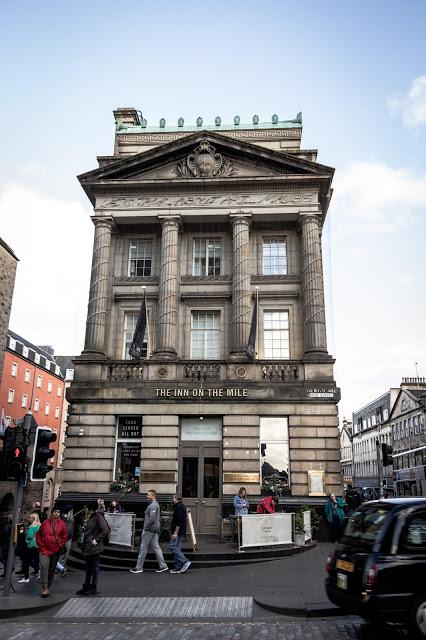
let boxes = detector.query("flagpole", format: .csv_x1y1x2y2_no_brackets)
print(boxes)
142,286,149,358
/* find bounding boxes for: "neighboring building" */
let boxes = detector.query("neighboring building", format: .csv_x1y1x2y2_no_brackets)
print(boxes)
0,330,64,465
340,419,353,485
61,108,341,532
352,391,397,492
390,377,426,497
0,238,18,383
0,330,65,516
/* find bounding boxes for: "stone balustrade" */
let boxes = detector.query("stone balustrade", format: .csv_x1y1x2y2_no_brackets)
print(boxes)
107,363,144,381
261,363,299,382
183,362,221,380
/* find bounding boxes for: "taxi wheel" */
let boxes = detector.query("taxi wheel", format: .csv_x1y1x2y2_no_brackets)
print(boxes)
411,593,426,639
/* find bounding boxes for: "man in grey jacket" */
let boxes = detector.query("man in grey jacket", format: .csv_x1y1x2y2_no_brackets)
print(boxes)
130,490,168,574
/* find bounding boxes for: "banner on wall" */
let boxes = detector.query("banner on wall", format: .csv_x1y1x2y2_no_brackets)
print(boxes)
240,513,293,548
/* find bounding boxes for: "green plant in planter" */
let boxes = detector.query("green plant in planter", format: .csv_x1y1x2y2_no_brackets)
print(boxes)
294,509,306,534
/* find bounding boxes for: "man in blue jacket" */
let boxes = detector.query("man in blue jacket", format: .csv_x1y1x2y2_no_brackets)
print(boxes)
169,495,191,574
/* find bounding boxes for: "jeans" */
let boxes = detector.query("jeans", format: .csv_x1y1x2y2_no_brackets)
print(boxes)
135,530,167,571
22,547,39,578
59,539,72,568
39,552,59,588
82,555,100,590
169,535,189,570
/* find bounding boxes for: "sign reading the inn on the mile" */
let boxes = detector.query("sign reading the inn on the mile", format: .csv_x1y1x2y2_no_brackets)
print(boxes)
155,387,248,398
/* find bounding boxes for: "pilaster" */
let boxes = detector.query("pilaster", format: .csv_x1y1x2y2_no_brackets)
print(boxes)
229,212,252,359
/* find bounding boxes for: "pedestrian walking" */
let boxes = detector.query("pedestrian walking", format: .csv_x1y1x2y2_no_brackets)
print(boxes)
57,506,74,576
76,501,110,596
130,490,168,574
344,484,361,517
169,495,191,574
36,507,68,598
324,492,346,543
17,513,41,583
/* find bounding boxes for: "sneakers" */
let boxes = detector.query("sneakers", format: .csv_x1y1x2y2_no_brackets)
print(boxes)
155,566,168,573
130,568,143,574
18,577,29,583
180,561,191,573
76,588,90,596
170,569,182,574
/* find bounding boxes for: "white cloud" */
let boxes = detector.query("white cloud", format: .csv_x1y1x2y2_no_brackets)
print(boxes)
388,75,426,130
0,183,93,355
331,161,426,234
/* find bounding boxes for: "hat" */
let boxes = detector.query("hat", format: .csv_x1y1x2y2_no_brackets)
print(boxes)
62,505,74,514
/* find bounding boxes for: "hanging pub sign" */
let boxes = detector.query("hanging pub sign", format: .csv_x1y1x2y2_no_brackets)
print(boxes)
118,416,142,439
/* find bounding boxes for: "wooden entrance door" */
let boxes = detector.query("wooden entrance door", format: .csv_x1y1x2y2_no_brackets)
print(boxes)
180,443,222,535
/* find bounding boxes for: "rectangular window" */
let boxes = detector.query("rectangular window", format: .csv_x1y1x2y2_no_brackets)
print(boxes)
34,398,40,411
260,417,290,496
47,380,52,393
21,394,28,408
123,312,148,359
263,311,289,359
128,239,152,276
24,369,31,383
263,237,287,275
45,402,50,416
11,362,18,377
190,311,221,359
55,407,60,418
7,389,14,403
114,416,143,482
192,238,221,276
57,386,62,397
37,375,42,388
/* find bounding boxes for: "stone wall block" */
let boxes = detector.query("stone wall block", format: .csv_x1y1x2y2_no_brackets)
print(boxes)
223,426,259,437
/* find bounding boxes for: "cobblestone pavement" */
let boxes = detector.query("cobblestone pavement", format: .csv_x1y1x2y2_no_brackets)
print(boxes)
0,619,410,640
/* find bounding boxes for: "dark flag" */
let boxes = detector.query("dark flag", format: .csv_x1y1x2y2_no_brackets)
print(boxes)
246,288,258,361
129,291,148,359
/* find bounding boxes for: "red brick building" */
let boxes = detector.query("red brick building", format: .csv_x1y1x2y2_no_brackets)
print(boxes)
0,330,64,466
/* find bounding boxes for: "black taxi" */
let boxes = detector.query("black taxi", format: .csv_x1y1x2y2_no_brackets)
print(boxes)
326,498,426,638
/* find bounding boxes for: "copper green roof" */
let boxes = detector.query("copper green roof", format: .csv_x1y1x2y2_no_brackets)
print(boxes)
116,113,302,134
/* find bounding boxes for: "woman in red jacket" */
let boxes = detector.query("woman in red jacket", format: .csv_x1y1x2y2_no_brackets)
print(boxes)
256,495,279,514
36,507,68,598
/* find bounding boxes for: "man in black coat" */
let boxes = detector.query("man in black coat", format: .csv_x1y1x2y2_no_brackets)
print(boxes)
169,495,191,574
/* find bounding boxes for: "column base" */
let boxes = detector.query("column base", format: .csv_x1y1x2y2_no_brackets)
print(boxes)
303,351,333,361
152,350,178,361
80,350,106,360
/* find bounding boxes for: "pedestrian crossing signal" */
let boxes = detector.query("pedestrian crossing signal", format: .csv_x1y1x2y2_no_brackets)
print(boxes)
31,427,57,481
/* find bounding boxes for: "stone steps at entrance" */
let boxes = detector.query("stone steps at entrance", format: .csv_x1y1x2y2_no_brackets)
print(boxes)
68,540,314,571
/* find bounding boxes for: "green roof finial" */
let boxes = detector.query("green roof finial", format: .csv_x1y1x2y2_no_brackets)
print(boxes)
271,114,278,125
295,111,302,124
141,118,147,128
159,117,166,128
178,117,184,127
196,116,203,127
252,114,259,125
215,116,221,126
234,115,240,125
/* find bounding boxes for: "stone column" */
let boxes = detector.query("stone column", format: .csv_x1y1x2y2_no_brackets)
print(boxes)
153,215,180,359
83,217,114,356
300,214,327,355
229,213,252,358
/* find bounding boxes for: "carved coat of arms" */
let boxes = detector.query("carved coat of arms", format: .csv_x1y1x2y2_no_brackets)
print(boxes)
176,140,237,178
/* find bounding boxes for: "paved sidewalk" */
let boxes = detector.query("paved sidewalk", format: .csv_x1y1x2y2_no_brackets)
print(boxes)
0,542,338,619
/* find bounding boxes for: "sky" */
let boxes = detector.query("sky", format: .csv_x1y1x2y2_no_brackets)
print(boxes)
1,0,425,421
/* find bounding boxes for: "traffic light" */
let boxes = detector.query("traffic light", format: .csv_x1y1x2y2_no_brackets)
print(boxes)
382,443,393,467
31,427,57,481
0,427,28,480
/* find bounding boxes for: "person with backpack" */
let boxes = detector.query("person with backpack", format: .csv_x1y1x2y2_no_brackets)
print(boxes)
76,500,110,596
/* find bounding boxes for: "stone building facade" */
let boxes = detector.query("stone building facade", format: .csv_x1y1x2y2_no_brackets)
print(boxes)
0,238,18,383
62,110,341,532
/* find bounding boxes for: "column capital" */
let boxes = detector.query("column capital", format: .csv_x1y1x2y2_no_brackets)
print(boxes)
91,216,115,230
157,214,181,228
299,213,321,227
229,211,252,228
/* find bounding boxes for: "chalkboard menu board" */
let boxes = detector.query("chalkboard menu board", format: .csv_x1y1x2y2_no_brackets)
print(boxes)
118,416,142,439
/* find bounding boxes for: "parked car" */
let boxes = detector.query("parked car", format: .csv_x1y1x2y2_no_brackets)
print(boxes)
326,498,426,638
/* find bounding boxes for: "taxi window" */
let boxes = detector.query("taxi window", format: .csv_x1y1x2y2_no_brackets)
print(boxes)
402,513,426,550
343,506,391,547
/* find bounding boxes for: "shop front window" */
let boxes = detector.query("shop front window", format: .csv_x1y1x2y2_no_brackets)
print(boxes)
114,416,142,483
260,417,290,496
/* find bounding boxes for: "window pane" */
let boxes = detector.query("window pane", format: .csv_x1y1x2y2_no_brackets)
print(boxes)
193,238,221,276
182,457,198,498
129,240,152,276
260,417,289,441
115,442,142,480
260,442,290,496
263,311,289,359
203,457,220,498
263,237,287,275
191,311,221,359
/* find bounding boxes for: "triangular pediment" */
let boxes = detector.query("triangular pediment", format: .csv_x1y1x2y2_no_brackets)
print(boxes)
78,130,334,203
389,389,422,420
